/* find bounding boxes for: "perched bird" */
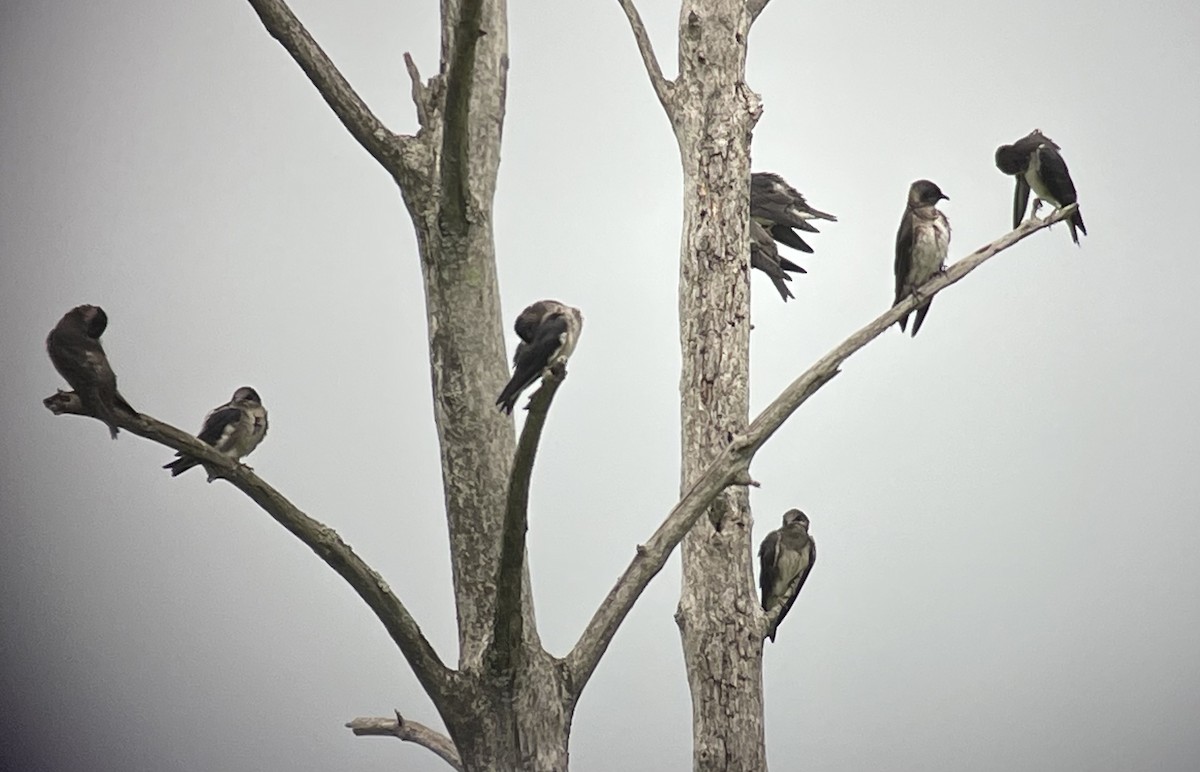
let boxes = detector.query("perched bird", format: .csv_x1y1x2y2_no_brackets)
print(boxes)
894,179,951,336
750,220,806,302
46,304,136,438
497,300,583,414
749,172,837,301
750,172,838,254
164,387,268,477
995,129,1086,244
759,509,816,643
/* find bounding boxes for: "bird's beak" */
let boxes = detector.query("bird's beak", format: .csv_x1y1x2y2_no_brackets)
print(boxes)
940,194,950,201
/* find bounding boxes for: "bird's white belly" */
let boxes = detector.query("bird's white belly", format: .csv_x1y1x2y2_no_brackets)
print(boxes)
1024,168,1057,206
910,221,948,282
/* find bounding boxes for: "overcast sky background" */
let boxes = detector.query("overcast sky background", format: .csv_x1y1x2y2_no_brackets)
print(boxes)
3,1,1199,770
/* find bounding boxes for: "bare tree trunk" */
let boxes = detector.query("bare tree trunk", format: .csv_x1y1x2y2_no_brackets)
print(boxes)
672,3,767,770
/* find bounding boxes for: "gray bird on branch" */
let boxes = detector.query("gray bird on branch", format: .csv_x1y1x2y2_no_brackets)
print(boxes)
164,387,268,477
497,300,583,415
894,179,951,336
995,129,1086,244
759,509,816,643
46,304,136,439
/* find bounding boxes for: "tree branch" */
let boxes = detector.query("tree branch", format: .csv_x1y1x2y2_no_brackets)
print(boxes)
565,206,1076,693
245,0,409,173
490,369,565,672
439,0,486,232
616,0,674,115
738,205,1079,455
42,394,454,705
347,710,463,772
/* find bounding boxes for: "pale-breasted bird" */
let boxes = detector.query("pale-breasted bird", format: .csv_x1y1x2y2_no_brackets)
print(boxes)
894,179,951,337
497,300,583,414
46,304,136,439
995,129,1086,244
164,387,268,477
759,509,816,643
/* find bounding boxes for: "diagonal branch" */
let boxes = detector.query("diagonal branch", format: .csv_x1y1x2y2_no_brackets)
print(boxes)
490,369,565,672
347,710,463,772
564,206,1077,693
245,0,409,173
42,394,454,706
616,0,674,115
737,204,1080,455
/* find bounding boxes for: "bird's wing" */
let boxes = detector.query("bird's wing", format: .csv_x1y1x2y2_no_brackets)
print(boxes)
1035,144,1078,206
758,530,781,603
894,209,915,304
768,224,815,254
1012,176,1031,230
196,405,244,447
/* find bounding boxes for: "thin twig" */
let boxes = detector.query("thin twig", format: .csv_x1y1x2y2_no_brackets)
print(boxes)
42,394,454,705
245,0,408,172
347,710,463,771
565,206,1077,693
616,0,674,114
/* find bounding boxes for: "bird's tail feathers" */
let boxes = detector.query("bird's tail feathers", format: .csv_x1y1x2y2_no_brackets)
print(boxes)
163,456,200,476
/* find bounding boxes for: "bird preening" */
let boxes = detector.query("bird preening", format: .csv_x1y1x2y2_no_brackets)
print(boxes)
164,387,269,479
995,129,1086,244
749,172,837,301
46,304,137,439
497,300,584,414
759,509,816,643
893,179,951,337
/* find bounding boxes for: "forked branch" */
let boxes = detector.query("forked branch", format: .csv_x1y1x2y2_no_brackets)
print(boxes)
245,0,408,173
565,206,1077,693
491,370,565,672
616,0,674,114
346,710,463,772
42,393,454,705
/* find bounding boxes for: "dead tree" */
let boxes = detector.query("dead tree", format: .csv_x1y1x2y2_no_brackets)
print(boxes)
43,0,1076,768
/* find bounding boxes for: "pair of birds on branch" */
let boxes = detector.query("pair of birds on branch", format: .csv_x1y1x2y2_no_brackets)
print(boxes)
895,129,1085,336
46,305,268,476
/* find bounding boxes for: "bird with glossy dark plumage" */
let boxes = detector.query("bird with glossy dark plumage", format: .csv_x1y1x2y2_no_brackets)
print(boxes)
749,172,837,301
995,129,1086,244
497,300,583,415
759,509,816,643
894,179,951,337
46,304,136,439
164,387,268,478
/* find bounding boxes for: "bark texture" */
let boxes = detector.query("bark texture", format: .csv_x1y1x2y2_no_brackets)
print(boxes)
670,3,768,770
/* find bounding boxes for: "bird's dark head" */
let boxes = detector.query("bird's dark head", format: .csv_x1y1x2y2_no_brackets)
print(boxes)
233,386,262,404
909,179,948,206
994,144,1025,175
782,509,810,529
69,304,108,338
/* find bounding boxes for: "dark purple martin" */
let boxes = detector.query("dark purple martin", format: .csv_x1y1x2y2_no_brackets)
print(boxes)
894,180,951,337
46,304,136,438
750,172,838,254
748,172,837,301
759,509,816,643
497,300,583,415
995,129,1086,244
164,387,268,477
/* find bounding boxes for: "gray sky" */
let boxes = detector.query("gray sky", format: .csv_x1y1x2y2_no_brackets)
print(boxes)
3,0,1199,770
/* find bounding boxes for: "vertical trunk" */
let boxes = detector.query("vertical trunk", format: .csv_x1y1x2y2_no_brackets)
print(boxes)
672,2,766,770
